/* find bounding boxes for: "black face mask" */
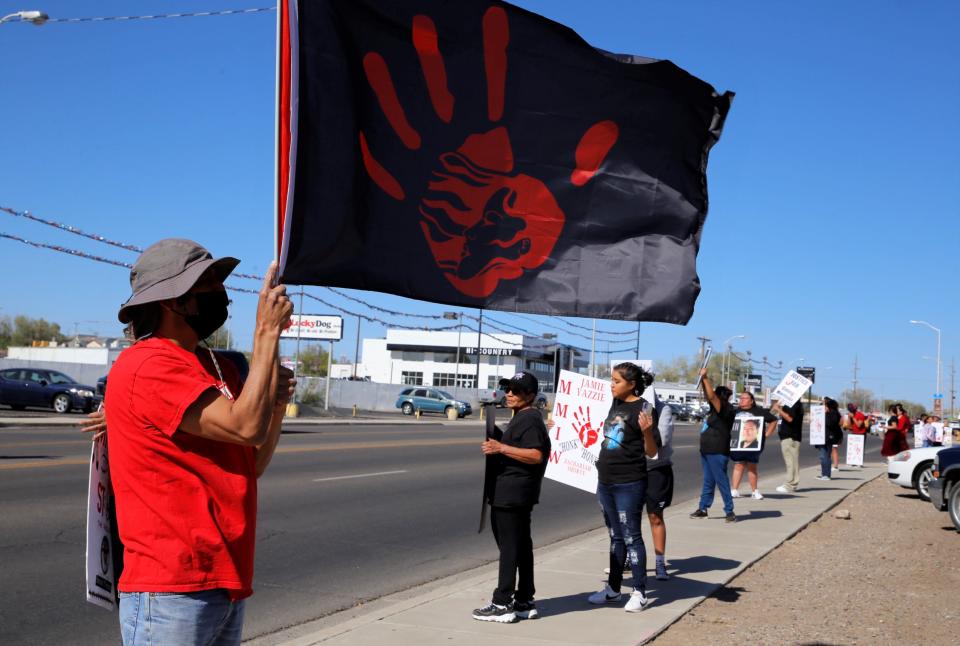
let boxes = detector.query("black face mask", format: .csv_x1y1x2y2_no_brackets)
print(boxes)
181,290,229,340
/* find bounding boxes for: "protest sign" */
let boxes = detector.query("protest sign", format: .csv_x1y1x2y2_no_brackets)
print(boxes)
846,433,864,466
86,437,118,611
809,404,826,445
694,348,713,389
771,370,813,407
730,415,764,451
545,370,611,493
280,314,343,340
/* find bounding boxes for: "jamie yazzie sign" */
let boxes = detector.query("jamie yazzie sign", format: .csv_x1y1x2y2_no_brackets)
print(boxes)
281,315,343,341
86,437,118,611
546,370,612,494
771,370,813,407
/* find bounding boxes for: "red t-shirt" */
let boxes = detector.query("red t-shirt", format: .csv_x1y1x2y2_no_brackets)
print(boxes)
105,337,257,600
850,411,868,435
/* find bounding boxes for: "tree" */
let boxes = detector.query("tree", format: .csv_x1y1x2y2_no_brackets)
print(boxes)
204,324,234,350
654,351,753,388
0,316,12,353
10,315,66,347
299,345,331,376
840,388,875,411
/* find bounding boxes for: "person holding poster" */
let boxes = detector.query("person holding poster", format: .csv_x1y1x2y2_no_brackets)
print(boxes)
815,398,843,480
474,372,550,624
105,240,294,645
772,398,804,493
587,363,660,612
645,392,675,581
690,370,737,523
729,391,778,500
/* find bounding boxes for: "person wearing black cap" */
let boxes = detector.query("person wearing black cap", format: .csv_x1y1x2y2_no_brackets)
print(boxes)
104,239,294,645
472,371,551,624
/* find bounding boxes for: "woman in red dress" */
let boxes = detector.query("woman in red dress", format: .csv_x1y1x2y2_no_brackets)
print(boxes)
881,403,911,460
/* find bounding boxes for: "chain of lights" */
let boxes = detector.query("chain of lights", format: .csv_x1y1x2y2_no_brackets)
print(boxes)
43,7,275,24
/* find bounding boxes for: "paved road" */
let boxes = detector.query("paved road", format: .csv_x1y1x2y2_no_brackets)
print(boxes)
0,418,882,644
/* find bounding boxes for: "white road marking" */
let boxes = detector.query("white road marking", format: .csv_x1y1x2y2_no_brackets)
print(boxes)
313,470,408,483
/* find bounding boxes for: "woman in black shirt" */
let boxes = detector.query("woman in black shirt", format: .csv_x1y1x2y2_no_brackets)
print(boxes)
817,398,843,480
473,371,550,624
587,363,659,613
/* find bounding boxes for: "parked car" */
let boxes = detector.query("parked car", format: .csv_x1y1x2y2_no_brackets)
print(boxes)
887,446,941,501
929,446,960,532
0,368,102,414
395,387,472,418
479,387,548,410
666,402,693,421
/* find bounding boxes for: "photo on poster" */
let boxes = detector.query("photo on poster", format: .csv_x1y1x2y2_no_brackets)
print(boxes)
730,416,764,451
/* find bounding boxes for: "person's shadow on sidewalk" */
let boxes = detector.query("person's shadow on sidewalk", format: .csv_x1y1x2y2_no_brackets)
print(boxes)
729,510,782,521
536,557,743,617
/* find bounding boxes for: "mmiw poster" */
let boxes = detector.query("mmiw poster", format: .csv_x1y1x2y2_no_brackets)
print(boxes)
771,371,813,407
86,438,117,611
809,404,826,445
546,370,611,493
846,433,865,466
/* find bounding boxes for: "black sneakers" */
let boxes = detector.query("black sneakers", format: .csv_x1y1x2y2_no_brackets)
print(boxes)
472,602,518,623
689,508,708,518
513,600,539,620
725,512,737,523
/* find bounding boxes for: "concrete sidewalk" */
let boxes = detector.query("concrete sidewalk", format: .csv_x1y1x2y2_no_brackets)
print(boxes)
252,462,883,646
0,415,482,427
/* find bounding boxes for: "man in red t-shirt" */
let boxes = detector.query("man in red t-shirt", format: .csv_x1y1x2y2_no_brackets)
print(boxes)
104,239,293,646
846,403,868,435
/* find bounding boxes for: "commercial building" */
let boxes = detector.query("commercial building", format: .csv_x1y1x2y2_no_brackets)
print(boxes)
360,329,586,393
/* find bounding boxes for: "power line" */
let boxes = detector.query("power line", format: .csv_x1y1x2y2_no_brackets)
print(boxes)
43,7,276,24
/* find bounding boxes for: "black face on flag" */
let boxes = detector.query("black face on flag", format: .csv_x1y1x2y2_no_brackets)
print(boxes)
278,0,733,323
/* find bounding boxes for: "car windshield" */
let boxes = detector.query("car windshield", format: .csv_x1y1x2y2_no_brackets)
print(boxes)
437,390,454,399
48,372,76,385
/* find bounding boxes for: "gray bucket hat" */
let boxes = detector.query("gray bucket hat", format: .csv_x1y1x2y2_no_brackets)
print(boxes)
118,238,239,323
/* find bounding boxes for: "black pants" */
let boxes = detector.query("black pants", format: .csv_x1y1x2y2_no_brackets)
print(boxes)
490,505,534,606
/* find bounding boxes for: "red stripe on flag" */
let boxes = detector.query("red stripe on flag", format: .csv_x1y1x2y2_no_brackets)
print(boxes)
363,53,422,150
483,7,509,122
412,15,454,124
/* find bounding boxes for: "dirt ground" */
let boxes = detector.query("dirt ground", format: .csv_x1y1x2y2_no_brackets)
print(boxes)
652,473,960,645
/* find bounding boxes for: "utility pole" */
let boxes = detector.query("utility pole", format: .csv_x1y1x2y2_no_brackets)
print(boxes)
950,357,956,418
635,322,641,358
697,336,711,365
474,309,484,392
851,354,859,400
353,315,361,379
590,319,597,378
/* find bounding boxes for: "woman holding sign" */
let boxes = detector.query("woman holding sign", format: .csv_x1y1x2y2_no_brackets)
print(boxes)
587,363,660,613
815,398,843,480
729,391,779,500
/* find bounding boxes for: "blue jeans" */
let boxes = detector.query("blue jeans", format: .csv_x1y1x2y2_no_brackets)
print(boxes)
818,445,832,477
698,453,734,514
119,589,245,646
596,480,647,593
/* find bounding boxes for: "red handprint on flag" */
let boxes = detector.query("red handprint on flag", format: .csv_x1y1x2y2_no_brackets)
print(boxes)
572,406,601,449
359,7,619,298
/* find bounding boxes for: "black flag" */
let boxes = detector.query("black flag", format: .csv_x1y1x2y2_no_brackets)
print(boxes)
276,0,733,323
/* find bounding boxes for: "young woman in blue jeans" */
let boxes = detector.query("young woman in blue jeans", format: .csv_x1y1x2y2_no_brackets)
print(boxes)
817,398,843,479
588,363,660,612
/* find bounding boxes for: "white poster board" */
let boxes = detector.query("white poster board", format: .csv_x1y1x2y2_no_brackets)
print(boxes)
771,370,813,407
845,433,864,466
546,370,612,493
944,425,955,447
809,404,826,445
914,423,924,448
932,422,945,443
86,438,118,611
730,415,764,451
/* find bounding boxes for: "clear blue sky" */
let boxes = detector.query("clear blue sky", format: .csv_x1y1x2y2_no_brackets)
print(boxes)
1,1,957,407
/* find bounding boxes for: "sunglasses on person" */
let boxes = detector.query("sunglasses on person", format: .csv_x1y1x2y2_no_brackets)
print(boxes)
502,386,531,395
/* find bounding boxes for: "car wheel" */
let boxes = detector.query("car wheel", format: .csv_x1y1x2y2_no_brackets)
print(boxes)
52,393,72,414
913,461,934,502
401,402,414,415
948,481,960,533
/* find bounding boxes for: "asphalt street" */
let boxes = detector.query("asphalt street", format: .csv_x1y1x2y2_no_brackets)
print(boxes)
0,414,882,644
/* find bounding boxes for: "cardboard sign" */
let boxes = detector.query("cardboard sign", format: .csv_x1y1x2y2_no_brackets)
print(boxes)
846,433,864,466
730,415,764,451
546,370,611,493
809,404,826,445
85,438,118,611
771,370,813,407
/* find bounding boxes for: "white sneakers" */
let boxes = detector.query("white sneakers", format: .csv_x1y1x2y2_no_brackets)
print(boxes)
588,585,647,612
731,489,741,498
775,485,792,494
588,584,622,604
625,590,648,612
751,490,764,500
732,488,764,499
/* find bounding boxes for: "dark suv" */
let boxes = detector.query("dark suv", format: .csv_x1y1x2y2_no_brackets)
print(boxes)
929,446,960,532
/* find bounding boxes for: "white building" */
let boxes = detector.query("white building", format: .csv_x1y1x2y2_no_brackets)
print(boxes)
653,381,703,404
360,329,586,392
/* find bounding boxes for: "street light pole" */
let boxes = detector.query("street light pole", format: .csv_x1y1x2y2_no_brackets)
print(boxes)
910,319,942,411
0,10,48,25
444,311,462,398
